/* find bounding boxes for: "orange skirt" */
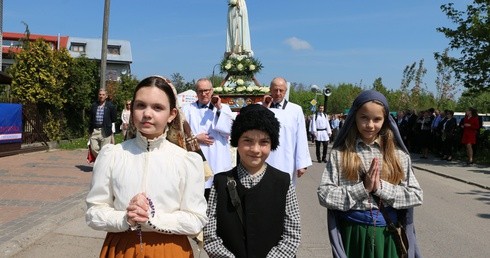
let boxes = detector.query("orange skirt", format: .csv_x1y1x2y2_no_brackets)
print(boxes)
100,231,193,258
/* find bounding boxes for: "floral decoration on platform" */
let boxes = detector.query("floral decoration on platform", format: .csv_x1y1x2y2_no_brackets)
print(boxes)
220,53,263,79
214,85,270,95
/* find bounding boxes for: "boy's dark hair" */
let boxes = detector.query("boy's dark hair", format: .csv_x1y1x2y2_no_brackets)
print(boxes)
230,104,280,150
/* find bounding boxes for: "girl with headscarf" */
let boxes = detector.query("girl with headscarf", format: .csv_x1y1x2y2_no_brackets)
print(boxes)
317,90,423,258
86,76,208,257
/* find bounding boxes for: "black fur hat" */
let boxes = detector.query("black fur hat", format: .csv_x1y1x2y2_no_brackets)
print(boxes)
230,104,280,150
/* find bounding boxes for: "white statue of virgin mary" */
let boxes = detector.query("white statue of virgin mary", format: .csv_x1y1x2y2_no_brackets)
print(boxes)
227,0,253,56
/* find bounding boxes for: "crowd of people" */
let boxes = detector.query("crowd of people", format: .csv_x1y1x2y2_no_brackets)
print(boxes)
305,105,485,167
80,0,488,253
85,76,430,257
396,107,483,165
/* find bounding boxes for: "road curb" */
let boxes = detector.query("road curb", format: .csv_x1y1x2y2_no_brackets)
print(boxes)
413,165,489,190
0,196,87,257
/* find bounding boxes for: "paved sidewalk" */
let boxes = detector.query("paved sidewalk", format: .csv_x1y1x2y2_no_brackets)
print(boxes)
410,155,490,190
0,148,488,257
0,149,93,257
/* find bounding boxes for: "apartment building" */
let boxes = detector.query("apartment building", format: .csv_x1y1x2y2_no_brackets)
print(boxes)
1,32,69,71
67,36,132,81
1,32,132,81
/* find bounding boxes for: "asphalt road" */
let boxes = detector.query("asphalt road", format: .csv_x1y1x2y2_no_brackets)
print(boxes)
3,144,490,257
412,170,490,258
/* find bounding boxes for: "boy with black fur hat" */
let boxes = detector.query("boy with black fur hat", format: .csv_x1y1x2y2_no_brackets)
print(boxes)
204,104,301,257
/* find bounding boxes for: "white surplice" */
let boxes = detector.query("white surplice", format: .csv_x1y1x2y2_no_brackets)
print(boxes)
267,100,312,184
182,102,234,188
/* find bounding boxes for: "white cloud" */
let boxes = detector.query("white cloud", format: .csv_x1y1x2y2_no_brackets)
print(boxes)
284,37,313,50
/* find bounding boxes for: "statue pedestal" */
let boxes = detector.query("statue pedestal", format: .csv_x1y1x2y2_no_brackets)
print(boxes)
219,94,264,112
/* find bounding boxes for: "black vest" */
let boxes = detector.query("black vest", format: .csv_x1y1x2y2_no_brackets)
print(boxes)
213,165,290,258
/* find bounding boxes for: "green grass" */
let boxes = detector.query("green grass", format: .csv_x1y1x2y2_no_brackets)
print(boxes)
59,133,125,150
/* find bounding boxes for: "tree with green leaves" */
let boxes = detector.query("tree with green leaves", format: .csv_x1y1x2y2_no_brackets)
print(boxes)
400,62,416,108
434,48,459,110
111,73,139,111
409,59,428,109
400,62,416,92
9,38,71,141
10,38,69,109
183,79,196,93
325,83,363,114
399,59,427,109
372,77,389,96
171,72,186,92
456,91,490,113
371,78,406,112
209,74,225,88
413,59,427,96
386,90,405,113
437,1,490,93
64,56,100,138
289,82,316,114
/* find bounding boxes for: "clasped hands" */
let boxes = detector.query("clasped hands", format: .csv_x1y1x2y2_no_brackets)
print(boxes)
126,192,150,227
364,157,381,193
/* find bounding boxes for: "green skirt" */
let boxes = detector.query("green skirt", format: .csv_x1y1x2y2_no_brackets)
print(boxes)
339,219,399,258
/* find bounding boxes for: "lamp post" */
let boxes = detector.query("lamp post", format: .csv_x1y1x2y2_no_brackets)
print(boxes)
323,88,332,115
310,85,321,113
212,63,221,78
100,0,111,90
311,85,332,114
211,63,221,87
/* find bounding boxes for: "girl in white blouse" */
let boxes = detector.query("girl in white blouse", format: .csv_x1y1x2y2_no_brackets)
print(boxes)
86,76,208,258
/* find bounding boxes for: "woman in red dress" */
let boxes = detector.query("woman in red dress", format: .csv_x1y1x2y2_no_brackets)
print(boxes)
460,108,480,165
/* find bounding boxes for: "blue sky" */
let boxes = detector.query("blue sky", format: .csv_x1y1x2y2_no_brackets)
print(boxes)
4,0,471,95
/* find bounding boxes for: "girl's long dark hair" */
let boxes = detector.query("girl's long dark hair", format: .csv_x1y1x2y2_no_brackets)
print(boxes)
126,76,177,140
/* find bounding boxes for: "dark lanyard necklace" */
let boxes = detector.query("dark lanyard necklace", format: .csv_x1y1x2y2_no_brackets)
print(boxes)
368,195,382,250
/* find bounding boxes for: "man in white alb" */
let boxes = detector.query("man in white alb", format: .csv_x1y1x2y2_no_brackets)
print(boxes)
182,78,234,199
262,77,312,185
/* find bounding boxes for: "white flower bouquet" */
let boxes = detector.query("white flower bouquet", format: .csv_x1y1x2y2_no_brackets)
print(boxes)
220,53,263,78
214,83,269,95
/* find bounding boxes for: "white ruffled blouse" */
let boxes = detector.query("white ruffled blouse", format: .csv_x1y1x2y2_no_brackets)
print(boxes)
85,131,208,235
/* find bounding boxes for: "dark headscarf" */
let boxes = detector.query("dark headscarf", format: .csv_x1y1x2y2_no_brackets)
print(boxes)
332,90,409,153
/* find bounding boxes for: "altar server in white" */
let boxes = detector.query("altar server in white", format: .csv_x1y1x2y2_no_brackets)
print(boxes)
310,105,332,163
182,78,234,199
263,77,312,184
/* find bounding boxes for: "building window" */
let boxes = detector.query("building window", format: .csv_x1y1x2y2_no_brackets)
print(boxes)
108,45,120,55
106,69,118,81
3,40,22,48
70,43,86,53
